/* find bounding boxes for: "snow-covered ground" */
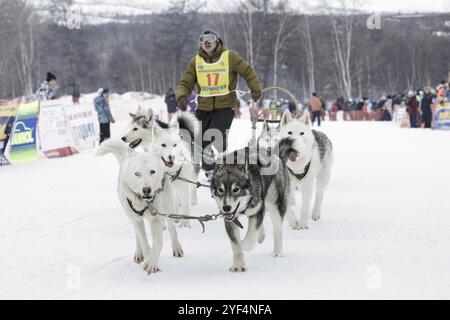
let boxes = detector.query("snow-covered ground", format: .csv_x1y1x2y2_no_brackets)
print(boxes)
1,95,450,299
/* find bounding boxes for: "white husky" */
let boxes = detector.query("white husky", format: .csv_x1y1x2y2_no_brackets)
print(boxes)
151,121,200,227
96,139,184,274
122,110,201,223
276,110,333,229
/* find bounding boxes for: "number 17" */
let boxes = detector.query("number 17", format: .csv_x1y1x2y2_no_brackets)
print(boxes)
206,73,219,86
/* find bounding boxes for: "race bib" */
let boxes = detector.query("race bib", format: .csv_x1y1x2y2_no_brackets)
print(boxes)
196,50,230,97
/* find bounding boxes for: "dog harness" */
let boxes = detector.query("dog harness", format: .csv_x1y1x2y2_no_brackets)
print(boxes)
287,161,311,181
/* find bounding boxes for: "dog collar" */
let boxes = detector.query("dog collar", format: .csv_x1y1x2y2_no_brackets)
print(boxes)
167,165,183,182
288,161,311,181
239,197,253,214
127,198,147,216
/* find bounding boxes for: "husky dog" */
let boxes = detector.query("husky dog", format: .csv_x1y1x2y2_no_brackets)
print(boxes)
257,121,280,149
151,121,200,227
121,108,169,150
122,109,201,207
122,109,199,156
210,138,300,272
278,110,333,230
96,139,184,274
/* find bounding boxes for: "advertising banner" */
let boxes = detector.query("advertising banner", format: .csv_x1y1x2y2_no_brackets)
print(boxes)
38,100,75,158
433,102,450,130
0,103,18,165
65,105,97,151
8,100,40,164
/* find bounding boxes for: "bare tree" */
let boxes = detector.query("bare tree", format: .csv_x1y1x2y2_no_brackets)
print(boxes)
321,0,364,99
272,1,296,91
300,15,315,94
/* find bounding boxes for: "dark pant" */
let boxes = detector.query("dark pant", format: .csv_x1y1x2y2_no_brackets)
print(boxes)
99,123,111,143
410,115,418,128
422,112,432,128
312,111,321,126
196,108,234,171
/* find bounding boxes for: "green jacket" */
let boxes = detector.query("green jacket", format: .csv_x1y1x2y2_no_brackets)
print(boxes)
176,40,262,112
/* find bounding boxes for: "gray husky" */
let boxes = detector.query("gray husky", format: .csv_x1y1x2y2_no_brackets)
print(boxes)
210,138,300,272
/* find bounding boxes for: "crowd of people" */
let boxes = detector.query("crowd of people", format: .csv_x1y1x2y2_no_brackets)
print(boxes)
219,80,449,129
323,81,449,128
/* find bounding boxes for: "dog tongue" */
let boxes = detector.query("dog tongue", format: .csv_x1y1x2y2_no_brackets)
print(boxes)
288,151,299,162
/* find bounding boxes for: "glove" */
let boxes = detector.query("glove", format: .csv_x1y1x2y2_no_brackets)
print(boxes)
178,96,189,111
251,92,261,102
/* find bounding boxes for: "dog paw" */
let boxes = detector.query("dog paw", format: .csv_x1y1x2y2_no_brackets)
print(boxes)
143,261,161,274
178,219,191,228
134,252,144,264
172,246,184,258
289,219,302,230
272,251,284,257
229,265,247,273
312,212,321,221
299,220,310,230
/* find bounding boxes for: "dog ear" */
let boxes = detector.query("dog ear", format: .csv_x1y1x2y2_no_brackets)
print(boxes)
129,113,136,119
153,123,163,136
144,108,153,123
280,110,292,126
171,120,179,130
301,110,311,126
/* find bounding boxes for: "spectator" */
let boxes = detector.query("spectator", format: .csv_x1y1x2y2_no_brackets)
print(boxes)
446,81,450,101
336,96,345,111
310,92,322,126
355,99,364,120
262,97,271,120
270,98,278,120
420,87,433,128
375,97,386,121
165,87,178,122
72,84,80,105
288,99,297,116
385,95,393,118
329,101,338,121
319,97,326,121
362,98,370,121
343,98,353,121
34,72,57,101
381,105,392,121
280,99,289,112
94,88,115,143
406,91,419,128
437,80,446,101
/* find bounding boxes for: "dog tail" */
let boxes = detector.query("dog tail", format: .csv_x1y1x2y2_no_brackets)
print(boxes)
277,137,300,163
95,138,130,163
177,112,200,142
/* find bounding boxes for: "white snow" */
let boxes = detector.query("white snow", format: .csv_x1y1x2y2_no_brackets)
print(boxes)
1,94,450,299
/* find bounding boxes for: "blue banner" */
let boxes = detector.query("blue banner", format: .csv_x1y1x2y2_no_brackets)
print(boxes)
433,103,450,130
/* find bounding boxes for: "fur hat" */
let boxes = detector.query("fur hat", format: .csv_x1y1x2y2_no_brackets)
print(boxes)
46,72,56,82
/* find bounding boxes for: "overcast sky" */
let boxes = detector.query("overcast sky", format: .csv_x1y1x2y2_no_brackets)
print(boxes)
37,0,450,14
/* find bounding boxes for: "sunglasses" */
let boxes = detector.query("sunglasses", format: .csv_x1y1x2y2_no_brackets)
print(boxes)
199,34,217,44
